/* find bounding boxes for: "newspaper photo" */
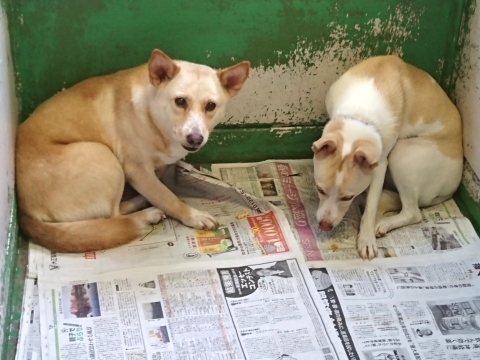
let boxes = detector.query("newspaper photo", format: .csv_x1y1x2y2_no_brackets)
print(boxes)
308,254,480,360
211,160,480,261
28,162,296,278
38,255,344,360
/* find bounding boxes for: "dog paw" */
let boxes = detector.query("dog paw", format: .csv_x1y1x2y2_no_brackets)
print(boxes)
184,208,219,230
357,234,378,260
375,219,389,238
142,207,166,224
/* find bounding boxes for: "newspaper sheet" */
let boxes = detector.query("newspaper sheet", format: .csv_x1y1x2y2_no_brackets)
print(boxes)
211,160,480,261
308,254,480,360
17,159,480,360
38,254,344,360
15,278,42,360
28,162,294,278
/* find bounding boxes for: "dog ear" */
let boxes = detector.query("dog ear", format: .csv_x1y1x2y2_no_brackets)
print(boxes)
218,61,250,97
148,49,180,86
312,137,337,159
353,142,379,171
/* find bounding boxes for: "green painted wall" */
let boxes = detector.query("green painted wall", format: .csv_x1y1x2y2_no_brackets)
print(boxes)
4,0,477,231
7,0,469,126
2,1,480,356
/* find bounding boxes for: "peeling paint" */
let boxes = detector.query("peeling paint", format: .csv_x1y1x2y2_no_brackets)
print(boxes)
453,1,480,182
225,2,424,126
0,4,19,354
7,0,461,125
274,130,293,137
462,161,480,203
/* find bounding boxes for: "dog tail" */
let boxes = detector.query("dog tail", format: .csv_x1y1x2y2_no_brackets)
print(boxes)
20,208,163,253
376,190,402,222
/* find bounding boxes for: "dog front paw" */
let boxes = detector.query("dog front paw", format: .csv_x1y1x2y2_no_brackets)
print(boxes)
183,208,219,230
357,234,378,260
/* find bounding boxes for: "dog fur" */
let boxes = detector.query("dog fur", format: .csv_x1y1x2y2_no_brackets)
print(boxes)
312,55,463,260
16,49,250,252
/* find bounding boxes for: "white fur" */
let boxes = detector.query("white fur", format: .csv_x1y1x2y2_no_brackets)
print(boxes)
328,74,398,152
181,111,210,144
313,57,462,260
155,143,189,165
340,118,383,158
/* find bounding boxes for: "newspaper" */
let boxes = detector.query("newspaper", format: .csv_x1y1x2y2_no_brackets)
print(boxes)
15,160,480,360
15,278,42,360
211,160,480,261
28,162,293,278
23,161,347,359
308,254,480,360
38,254,344,360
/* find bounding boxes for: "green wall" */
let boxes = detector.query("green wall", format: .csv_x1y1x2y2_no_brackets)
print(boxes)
7,0,469,128
5,0,475,221
2,2,479,357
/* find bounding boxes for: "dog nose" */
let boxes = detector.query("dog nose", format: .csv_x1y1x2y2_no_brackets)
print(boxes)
186,133,204,147
319,221,333,231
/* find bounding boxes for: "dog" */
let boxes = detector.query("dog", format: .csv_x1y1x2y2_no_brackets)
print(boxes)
16,49,250,253
312,55,463,260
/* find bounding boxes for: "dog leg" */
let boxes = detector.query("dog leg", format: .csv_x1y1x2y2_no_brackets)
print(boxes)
125,164,219,230
120,195,152,215
375,195,422,237
375,146,422,236
375,190,402,224
357,159,388,260
375,138,459,237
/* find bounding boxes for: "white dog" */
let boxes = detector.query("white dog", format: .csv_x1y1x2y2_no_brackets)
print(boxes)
312,55,463,259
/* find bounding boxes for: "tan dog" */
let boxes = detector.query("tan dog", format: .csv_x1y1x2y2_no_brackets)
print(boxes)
16,49,250,252
312,55,462,260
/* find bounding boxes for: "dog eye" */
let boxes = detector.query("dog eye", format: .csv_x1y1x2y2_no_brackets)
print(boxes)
340,195,354,201
317,187,326,195
174,98,187,108
205,102,216,112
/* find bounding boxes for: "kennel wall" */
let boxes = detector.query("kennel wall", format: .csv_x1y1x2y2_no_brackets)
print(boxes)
1,1,480,358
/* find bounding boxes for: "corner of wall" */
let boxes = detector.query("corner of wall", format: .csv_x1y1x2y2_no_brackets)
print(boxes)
451,0,480,233
0,3,19,353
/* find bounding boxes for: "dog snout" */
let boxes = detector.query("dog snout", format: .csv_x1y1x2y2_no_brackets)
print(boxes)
186,133,204,147
319,220,333,232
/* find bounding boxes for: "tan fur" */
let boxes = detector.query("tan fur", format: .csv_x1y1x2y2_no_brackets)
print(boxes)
314,55,463,259
402,65,463,159
314,131,377,197
313,126,344,187
349,55,406,120
349,55,462,160
16,49,250,253
20,210,157,253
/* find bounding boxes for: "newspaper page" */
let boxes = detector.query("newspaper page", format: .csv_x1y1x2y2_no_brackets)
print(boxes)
38,254,344,360
211,160,480,261
29,162,295,278
15,278,42,360
308,253,480,360
21,159,480,360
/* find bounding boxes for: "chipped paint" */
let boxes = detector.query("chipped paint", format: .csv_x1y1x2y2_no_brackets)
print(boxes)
274,130,293,138
225,2,424,126
0,4,19,355
2,0,480,354
453,1,480,182
462,161,480,203
7,1,460,125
